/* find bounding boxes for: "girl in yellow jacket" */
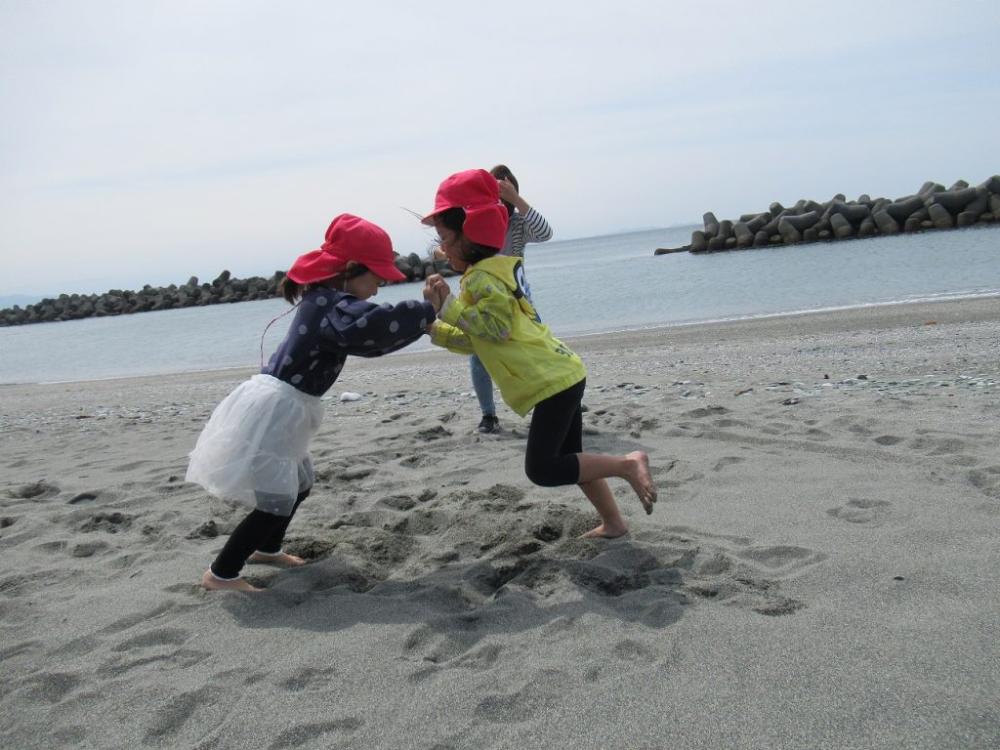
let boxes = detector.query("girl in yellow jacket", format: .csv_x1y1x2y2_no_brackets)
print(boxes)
422,169,657,538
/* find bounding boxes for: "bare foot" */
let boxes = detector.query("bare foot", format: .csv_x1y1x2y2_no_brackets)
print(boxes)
581,522,629,539
249,551,306,567
625,451,657,515
200,569,262,592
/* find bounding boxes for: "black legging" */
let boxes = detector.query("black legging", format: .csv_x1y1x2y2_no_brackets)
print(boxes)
210,488,310,579
524,378,585,487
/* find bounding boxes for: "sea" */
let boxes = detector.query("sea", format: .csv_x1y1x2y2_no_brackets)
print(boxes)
2,224,998,385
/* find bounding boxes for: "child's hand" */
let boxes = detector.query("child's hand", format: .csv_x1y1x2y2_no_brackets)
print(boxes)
423,276,446,312
430,276,451,301
498,178,519,204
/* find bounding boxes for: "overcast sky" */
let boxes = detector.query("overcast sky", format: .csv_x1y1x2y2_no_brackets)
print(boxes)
2,0,997,296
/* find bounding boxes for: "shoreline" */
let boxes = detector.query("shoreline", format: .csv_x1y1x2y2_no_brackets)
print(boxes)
3,293,998,389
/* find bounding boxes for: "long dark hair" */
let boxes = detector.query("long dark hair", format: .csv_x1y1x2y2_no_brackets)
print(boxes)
437,207,499,265
278,264,372,304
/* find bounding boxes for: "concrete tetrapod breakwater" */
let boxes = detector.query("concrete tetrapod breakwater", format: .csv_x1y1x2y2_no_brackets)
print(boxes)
654,176,1000,255
0,255,455,327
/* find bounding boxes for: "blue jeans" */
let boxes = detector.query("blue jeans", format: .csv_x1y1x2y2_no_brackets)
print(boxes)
470,353,495,417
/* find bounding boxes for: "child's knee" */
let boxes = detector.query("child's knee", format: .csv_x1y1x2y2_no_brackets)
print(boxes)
524,456,558,487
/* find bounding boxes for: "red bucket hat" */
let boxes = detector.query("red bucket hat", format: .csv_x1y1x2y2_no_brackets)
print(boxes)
287,214,406,284
422,169,509,250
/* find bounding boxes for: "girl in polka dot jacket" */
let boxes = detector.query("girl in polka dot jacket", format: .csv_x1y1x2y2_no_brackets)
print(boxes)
186,214,440,592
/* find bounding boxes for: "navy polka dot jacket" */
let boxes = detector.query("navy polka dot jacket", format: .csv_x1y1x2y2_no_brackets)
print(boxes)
263,287,436,396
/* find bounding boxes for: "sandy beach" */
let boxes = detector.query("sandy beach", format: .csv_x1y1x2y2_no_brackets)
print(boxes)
1,297,998,750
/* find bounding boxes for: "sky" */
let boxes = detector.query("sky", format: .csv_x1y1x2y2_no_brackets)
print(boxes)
1,0,998,297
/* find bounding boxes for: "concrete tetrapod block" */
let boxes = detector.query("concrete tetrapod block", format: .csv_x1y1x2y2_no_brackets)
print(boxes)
690,230,708,252
829,212,855,239
778,217,802,244
927,203,954,229
885,195,926,224
962,188,990,217
928,187,979,213
780,210,820,232
980,175,1000,194
733,222,754,247
903,207,929,232
957,211,980,227
836,203,871,225
872,210,900,235
744,213,769,233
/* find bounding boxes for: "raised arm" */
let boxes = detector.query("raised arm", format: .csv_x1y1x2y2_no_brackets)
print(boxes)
499,178,552,242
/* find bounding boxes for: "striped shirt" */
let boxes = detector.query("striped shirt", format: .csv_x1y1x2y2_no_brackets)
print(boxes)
499,207,553,258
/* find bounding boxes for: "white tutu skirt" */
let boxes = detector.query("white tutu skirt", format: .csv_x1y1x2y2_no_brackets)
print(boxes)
186,374,322,516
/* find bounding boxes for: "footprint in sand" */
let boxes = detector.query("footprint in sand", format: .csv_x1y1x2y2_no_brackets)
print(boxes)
110,460,154,473
683,405,730,419
143,669,270,744
968,466,1000,499
712,456,746,472
98,648,211,679
267,718,363,750
112,627,190,652
406,642,503,682
827,498,892,525
454,642,503,671
67,492,99,505
804,427,832,441
278,666,340,692
77,512,132,533
612,638,655,662
377,494,418,511
734,545,827,576
15,671,82,704
473,671,564,724
71,540,109,558
908,436,968,455
7,480,60,501
873,435,905,446
0,639,45,664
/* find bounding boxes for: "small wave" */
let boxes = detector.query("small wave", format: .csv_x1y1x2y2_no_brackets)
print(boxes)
566,290,1000,339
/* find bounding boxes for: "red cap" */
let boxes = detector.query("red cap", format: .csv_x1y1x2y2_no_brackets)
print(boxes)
422,169,509,249
287,214,406,284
